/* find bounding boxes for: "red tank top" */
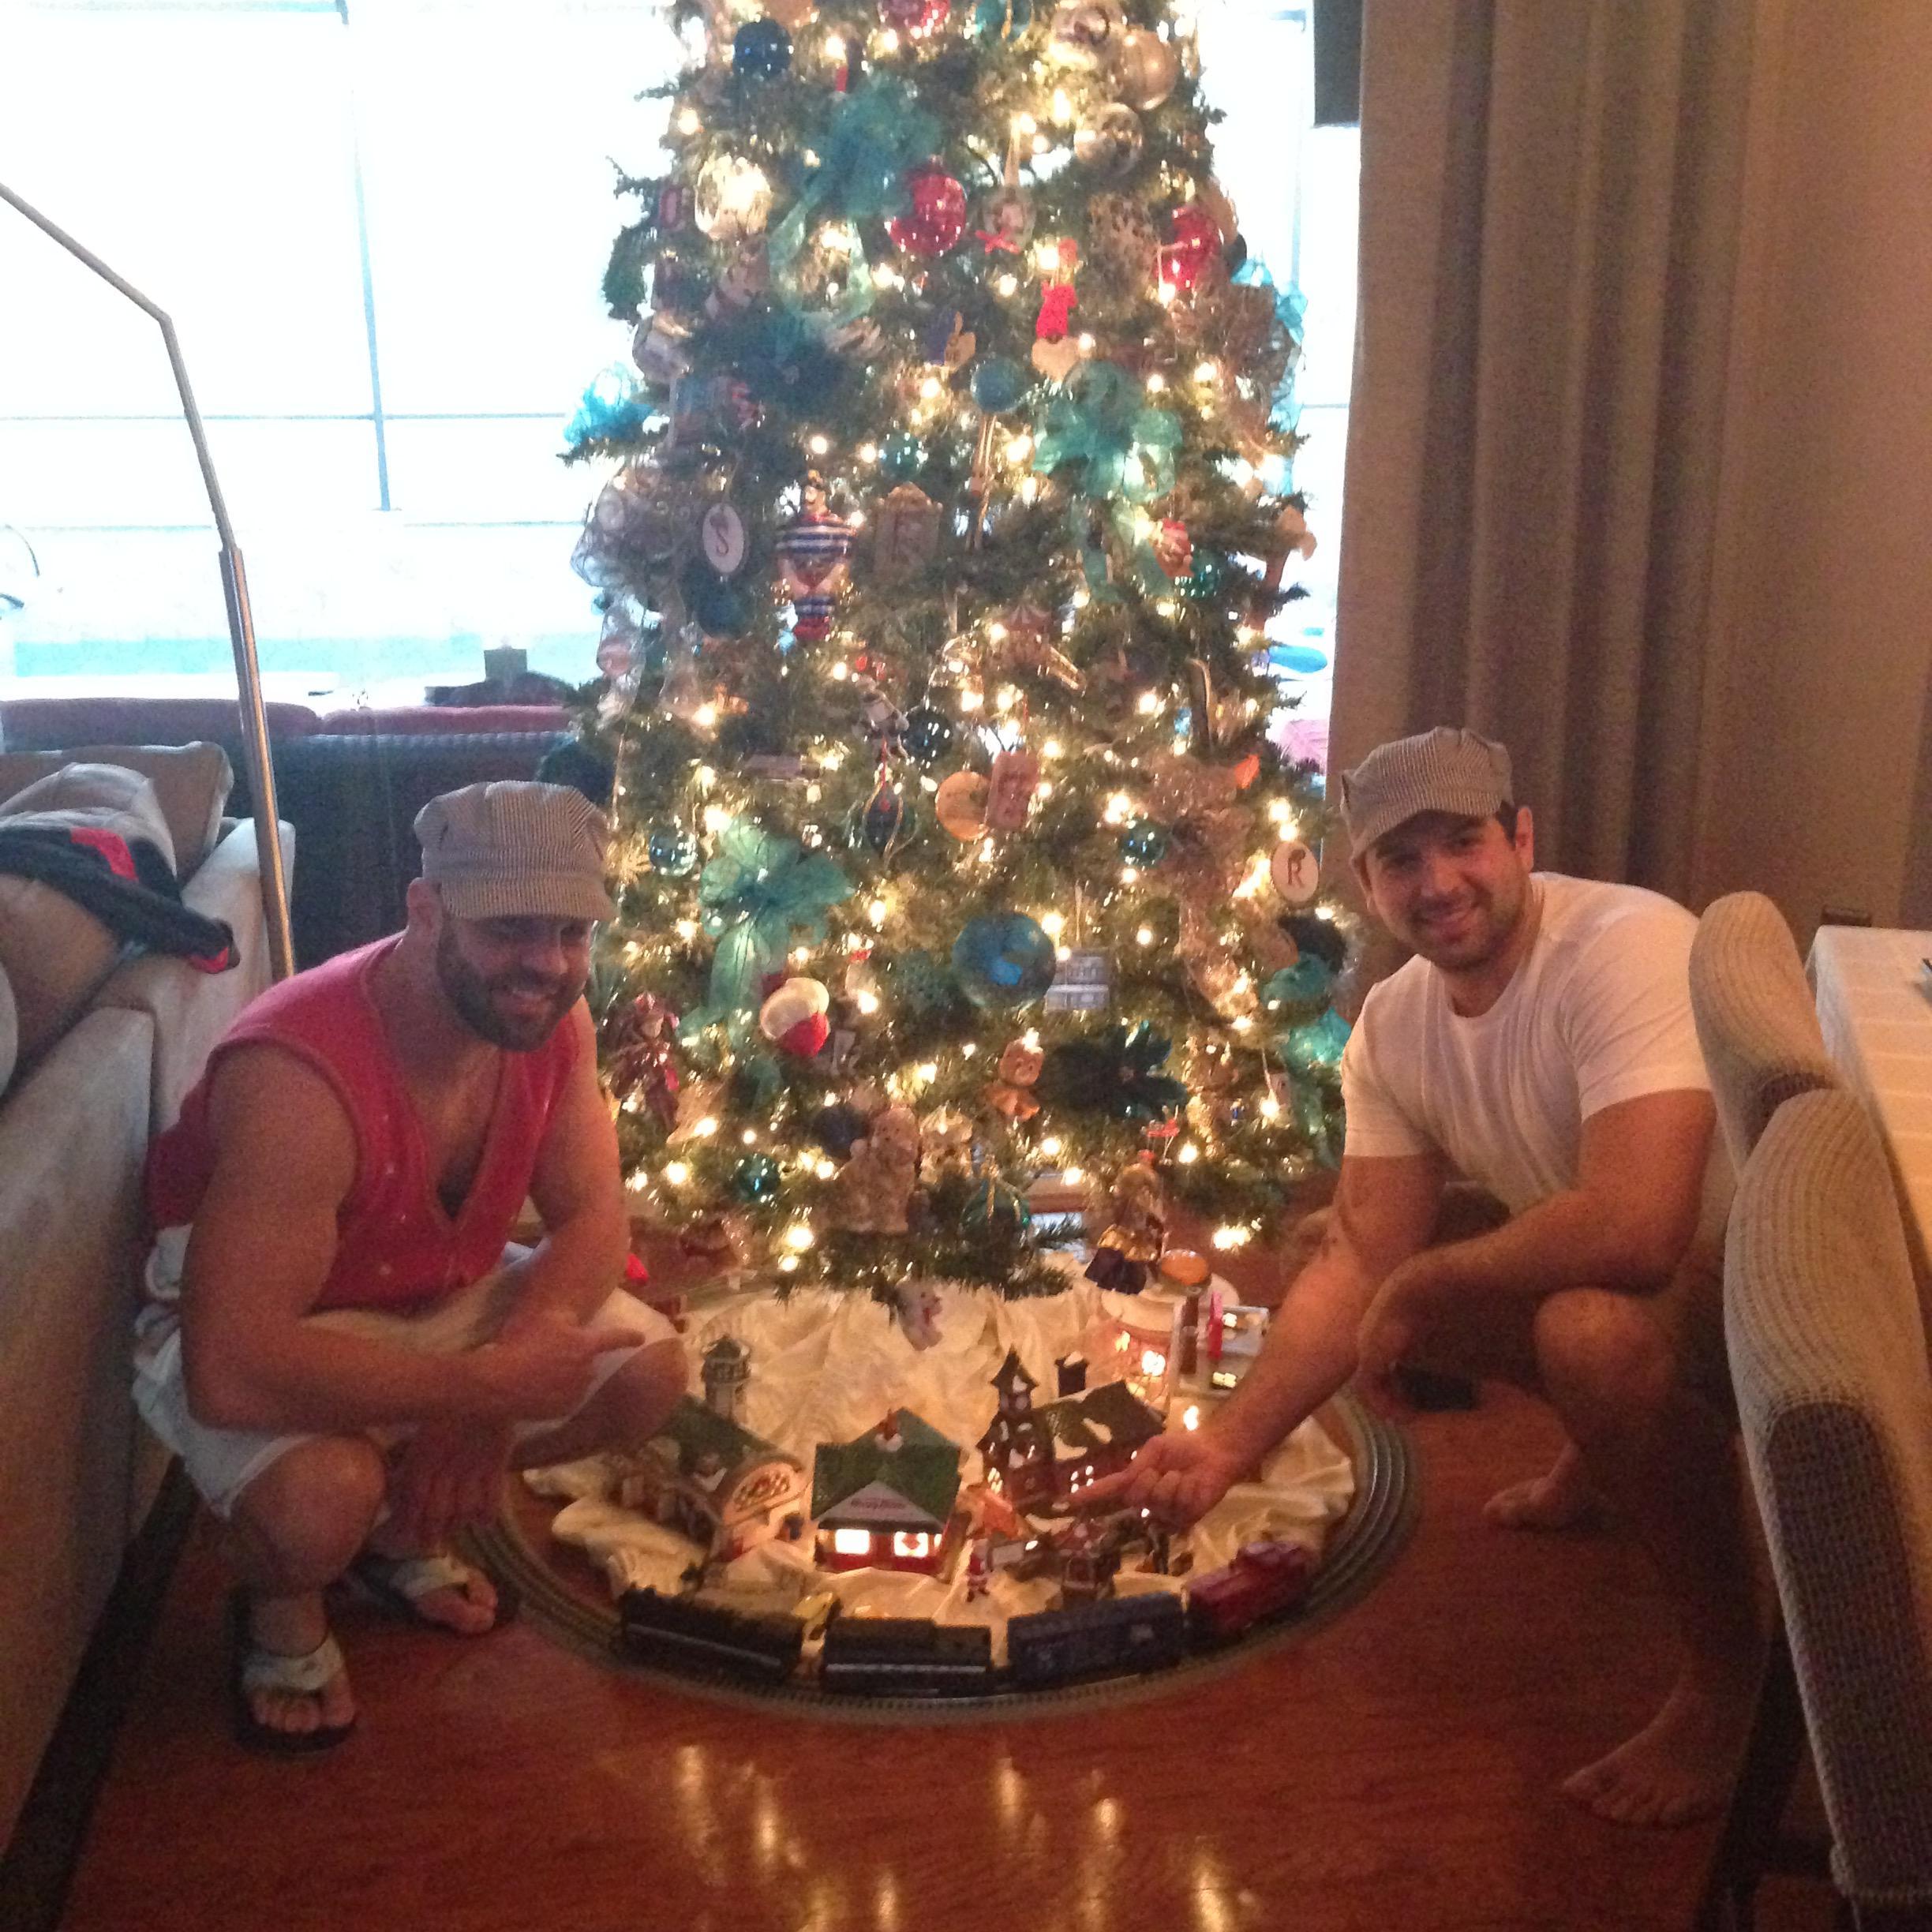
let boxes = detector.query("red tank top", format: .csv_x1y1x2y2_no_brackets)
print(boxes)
145,936,580,1313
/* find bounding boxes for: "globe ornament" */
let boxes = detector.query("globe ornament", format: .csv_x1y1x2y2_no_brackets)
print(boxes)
1159,204,1223,291
934,769,989,840
1073,104,1144,178
732,17,793,77
809,1101,872,1159
1181,546,1230,601
646,823,700,876
952,912,1057,1009
879,430,927,480
969,356,1030,416
887,163,968,257
903,704,957,765
731,1153,782,1204
1046,0,1125,67
882,0,949,35
694,154,774,242
1118,818,1170,867
1110,25,1179,108
681,561,754,637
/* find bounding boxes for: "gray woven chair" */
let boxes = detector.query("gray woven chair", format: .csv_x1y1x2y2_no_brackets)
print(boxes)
1689,890,1843,1166
1720,1088,1932,1928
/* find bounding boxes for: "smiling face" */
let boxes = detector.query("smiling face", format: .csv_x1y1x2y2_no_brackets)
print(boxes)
432,906,593,1051
1356,808,1536,977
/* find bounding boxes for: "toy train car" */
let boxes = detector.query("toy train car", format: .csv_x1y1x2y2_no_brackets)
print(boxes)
1006,1590,1187,1687
1186,1540,1314,1645
617,1586,804,1685
820,1616,994,1698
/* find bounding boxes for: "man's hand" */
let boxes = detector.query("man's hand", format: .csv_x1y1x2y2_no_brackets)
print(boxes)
385,1420,515,1552
1354,1253,1439,1399
471,1309,652,1422
1077,1432,1248,1530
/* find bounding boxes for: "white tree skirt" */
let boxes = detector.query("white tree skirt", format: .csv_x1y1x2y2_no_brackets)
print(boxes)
526,1273,1354,1664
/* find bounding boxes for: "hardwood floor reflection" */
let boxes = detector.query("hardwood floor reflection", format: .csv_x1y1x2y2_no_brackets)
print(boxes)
60,1387,1833,1932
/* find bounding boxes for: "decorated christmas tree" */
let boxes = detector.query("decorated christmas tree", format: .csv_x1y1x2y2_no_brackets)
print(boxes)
565,0,1354,1308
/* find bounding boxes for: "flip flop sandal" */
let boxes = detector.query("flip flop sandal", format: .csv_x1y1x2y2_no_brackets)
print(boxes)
228,1591,357,1755
348,1550,521,1634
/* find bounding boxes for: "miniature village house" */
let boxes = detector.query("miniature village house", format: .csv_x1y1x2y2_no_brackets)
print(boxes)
975,1347,1164,1514
619,1337,807,1563
811,1410,964,1575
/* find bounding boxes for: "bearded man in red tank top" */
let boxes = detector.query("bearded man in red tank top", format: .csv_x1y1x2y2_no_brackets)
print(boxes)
137,781,685,1753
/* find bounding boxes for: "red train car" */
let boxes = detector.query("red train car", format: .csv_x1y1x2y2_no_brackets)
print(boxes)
1186,1539,1314,1642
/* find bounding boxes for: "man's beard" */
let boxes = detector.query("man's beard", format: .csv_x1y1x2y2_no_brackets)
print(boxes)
1403,874,1530,973
436,924,580,1050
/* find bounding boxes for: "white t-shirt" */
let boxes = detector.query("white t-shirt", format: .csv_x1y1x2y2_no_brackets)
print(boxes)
1341,874,1727,1237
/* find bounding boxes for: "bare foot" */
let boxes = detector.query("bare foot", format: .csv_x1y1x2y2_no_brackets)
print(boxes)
246,1593,357,1740
1485,1443,1600,1531
354,1547,501,1634
1560,1670,1755,1827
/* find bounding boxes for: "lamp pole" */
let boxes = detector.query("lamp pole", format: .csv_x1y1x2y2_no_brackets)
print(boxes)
1,180,296,982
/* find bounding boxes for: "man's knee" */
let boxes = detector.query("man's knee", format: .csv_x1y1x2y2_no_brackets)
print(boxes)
1533,1290,1676,1429
234,1434,385,1576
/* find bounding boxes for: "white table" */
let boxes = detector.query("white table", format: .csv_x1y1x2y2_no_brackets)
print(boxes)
1809,925,1932,1284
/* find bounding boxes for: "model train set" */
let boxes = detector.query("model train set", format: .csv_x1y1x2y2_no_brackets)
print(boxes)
618,1537,1315,1698
492,1279,1416,1711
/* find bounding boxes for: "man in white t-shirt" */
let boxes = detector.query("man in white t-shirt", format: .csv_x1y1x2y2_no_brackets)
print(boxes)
1086,727,1759,1829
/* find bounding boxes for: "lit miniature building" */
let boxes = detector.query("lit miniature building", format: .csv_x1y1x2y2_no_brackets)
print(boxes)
619,1396,807,1564
812,1410,964,1574
978,1348,1164,1515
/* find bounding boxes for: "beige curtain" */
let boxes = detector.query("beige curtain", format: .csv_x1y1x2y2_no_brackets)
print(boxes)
1330,0,1754,897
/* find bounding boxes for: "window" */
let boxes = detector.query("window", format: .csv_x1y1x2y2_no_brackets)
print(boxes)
1,0,1355,726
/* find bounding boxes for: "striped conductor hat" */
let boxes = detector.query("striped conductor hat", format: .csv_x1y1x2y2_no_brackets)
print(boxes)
414,781,616,922
1339,728,1515,858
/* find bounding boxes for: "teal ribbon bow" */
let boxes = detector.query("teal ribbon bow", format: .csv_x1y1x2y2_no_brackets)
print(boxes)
769,77,943,268
690,821,853,1024
1032,361,1181,504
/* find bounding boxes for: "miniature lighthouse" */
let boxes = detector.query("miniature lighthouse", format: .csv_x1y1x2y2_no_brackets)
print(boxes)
700,1334,751,1425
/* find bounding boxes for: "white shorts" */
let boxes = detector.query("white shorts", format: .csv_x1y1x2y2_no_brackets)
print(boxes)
133,1256,676,1521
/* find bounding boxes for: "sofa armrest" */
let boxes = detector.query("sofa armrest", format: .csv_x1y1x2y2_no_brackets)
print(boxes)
93,816,297,1133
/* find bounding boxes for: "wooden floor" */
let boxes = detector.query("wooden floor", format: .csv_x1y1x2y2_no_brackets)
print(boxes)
60,1387,1835,1932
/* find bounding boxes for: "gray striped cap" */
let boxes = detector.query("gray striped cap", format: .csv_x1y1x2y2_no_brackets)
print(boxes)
414,781,616,921
1339,728,1514,857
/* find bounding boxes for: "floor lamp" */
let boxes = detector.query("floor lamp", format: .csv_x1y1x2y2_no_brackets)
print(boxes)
1,180,296,982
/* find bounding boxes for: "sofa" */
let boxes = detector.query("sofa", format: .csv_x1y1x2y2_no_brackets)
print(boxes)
0,743,294,1847
0,697,571,966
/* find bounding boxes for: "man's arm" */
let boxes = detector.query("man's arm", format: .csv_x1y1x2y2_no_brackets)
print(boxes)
1082,1148,1445,1525
1357,1088,1715,1378
492,1002,631,1338
181,1043,639,1435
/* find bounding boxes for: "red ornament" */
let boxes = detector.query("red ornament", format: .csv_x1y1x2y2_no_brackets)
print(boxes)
1152,519,1193,579
888,163,968,258
1159,204,1223,293
1035,284,1077,339
881,0,949,34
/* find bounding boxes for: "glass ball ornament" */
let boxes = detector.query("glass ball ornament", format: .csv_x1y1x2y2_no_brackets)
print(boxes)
1181,546,1230,601
681,560,754,636
952,912,1058,1010
1118,818,1170,866
862,783,913,852
1073,104,1144,177
694,154,774,242
1109,26,1179,109
732,17,794,77
1160,204,1223,290
969,356,1030,416
882,0,950,31
879,430,927,480
731,1153,782,1204
646,824,700,876
902,704,957,765
887,163,968,258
